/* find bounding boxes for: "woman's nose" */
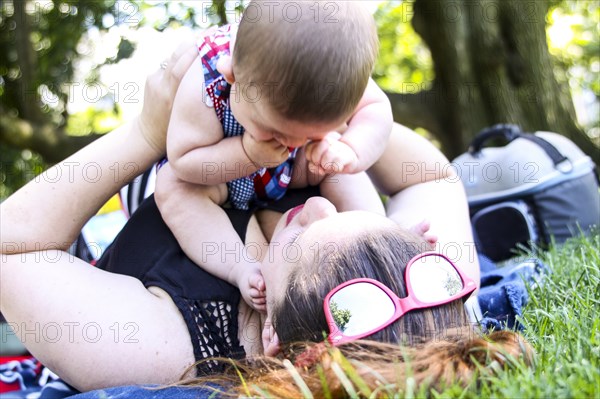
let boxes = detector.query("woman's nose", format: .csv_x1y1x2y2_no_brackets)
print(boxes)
299,197,337,225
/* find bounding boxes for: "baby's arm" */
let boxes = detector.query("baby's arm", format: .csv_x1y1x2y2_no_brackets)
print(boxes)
305,78,393,175
167,56,260,185
155,163,266,311
291,147,384,215
320,171,385,215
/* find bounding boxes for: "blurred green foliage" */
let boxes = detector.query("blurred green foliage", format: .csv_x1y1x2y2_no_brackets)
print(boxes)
0,0,136,119
0,143,45,200
66,106,123,137
547,1,599,132
0,0,140,199
138,0,242,30
373,0,434,93
373,0,599,136
548,1,599,96
1,0,597,200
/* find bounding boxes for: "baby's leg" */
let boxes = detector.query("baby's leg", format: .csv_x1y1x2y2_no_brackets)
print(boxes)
322,168,436,244
155,163,265,311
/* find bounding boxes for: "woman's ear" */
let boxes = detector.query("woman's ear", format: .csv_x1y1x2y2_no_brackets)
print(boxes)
216,55,235,84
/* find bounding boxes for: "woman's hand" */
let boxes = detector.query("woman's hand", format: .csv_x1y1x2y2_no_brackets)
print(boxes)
137,39,198,156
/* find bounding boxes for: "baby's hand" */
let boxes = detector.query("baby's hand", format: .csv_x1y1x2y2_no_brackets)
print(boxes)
242,132,289,168
305,132,359,175
237,263,266,312
409,219,438,247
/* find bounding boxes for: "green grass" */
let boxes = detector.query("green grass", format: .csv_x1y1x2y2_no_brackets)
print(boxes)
277,233,600,398
466,233,600,398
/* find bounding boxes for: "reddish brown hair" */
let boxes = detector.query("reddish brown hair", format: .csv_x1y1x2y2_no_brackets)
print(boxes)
177,331,532,397
238,331,533,397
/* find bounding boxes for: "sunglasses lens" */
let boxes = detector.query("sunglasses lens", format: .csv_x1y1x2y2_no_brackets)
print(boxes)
408,255,464,303
328,282,395,338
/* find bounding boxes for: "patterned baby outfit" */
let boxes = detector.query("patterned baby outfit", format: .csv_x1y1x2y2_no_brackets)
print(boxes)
199,25,298,210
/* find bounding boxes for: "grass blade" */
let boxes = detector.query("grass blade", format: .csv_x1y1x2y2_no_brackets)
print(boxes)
283,359,314,399
331,361,359,398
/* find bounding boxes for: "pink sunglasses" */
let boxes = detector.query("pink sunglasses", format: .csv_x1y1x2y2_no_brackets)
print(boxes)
323,252,477,346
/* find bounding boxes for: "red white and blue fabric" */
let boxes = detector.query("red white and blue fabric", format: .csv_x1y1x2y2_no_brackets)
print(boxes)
0,356,76,397
199,25,298,210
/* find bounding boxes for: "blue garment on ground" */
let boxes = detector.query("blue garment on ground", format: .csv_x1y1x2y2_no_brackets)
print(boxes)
66,385,222,399
476,254,546,331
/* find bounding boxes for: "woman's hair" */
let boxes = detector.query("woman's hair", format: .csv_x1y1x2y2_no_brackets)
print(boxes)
179,331,532,397
233,1,378,123
178,227,533,395
272,227,469,346
240,331,532,397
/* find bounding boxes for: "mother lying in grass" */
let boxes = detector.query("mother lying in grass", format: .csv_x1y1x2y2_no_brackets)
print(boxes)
0,42,531,396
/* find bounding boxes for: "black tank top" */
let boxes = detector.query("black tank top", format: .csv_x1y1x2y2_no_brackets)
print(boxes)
95,187,319,374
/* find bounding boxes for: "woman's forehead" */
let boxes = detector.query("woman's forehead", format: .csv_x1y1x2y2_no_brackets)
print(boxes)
304,211,393,238
267,211,393,276
293,211,395,258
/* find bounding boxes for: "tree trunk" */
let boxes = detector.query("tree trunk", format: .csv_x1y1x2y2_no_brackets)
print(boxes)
213,0,229,25
12,0,45,124
387,0,599,164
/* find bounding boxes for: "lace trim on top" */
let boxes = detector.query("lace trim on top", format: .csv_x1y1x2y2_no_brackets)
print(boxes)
174,297,245,375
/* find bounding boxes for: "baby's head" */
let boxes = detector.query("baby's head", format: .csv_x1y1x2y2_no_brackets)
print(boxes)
230,1,378,144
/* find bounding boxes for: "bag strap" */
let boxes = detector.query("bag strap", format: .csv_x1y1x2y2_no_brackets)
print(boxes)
469,124,572,171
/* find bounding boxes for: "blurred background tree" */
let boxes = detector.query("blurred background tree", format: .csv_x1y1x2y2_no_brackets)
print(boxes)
1,0,598,199
375,0,599,160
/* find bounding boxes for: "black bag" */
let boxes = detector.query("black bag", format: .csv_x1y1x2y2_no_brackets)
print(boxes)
453,124,599,261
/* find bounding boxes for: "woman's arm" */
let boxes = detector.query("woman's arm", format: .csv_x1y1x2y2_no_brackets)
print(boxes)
368,123,480,285
0,41,200,391
0,42,197,255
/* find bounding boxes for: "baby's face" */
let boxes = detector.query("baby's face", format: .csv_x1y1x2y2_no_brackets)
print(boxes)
229,89,344,147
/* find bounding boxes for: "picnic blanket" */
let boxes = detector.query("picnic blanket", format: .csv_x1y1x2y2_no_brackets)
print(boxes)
0,356,72,398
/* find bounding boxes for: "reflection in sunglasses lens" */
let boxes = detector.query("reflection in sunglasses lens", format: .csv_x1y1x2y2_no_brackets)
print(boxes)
410,256,464,303
326,253,474,345
330,300,351,331
329,283,395,337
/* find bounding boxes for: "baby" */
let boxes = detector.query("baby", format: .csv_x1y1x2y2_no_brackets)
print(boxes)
155,1,393,311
